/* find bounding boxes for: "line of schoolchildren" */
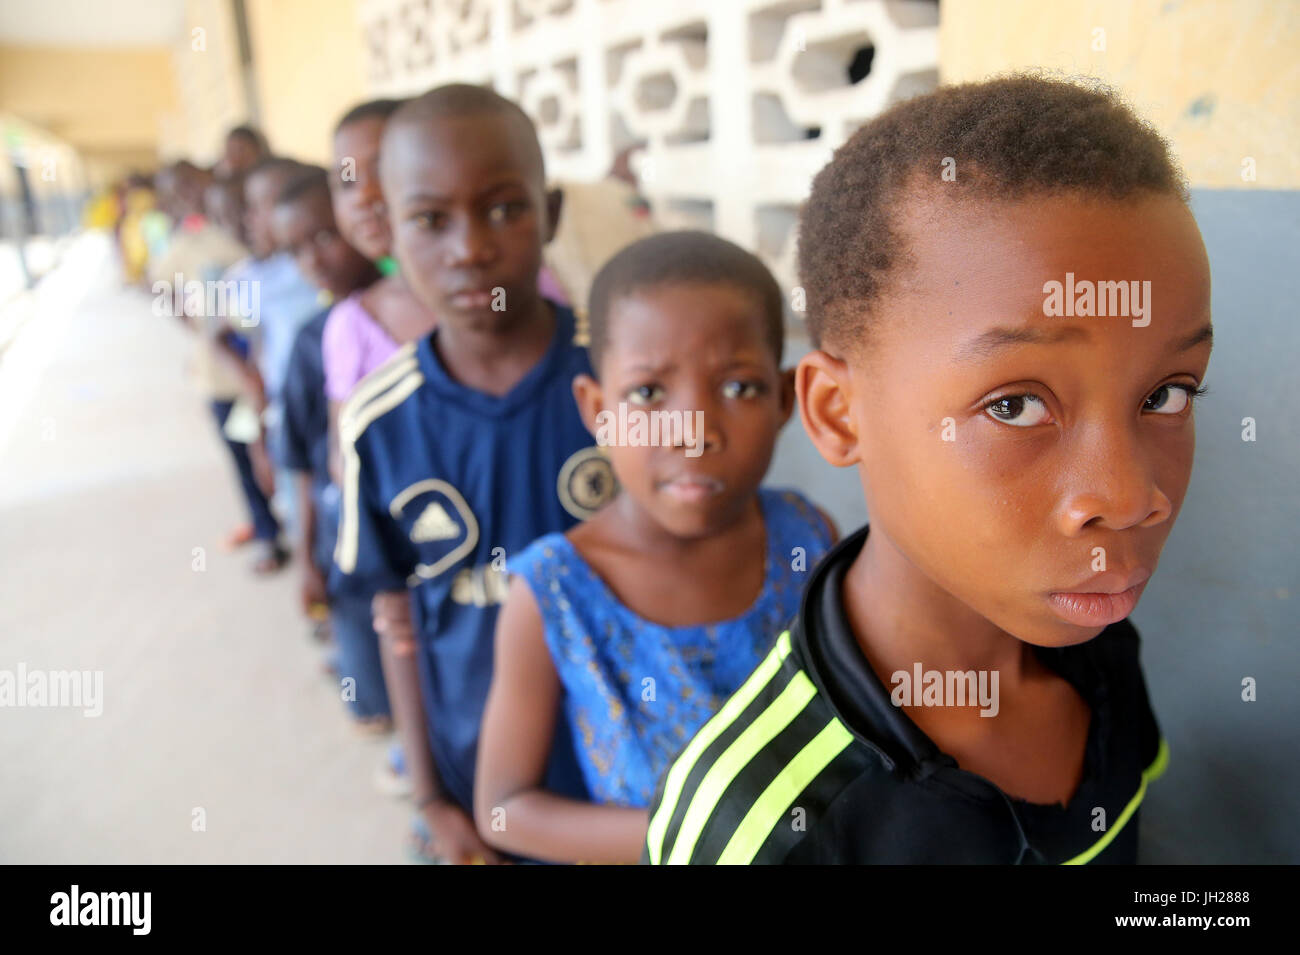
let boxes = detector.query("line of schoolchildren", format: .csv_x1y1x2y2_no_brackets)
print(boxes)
138,73,1202,864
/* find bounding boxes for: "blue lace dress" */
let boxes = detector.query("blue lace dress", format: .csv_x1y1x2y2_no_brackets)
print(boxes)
508,487,833,808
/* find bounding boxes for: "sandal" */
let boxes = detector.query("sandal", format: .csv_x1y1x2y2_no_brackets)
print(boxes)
373,743,412,798
251,542,288,575
309,618,332,644
407,814,447,865
353,714,394,737
320,650,340,679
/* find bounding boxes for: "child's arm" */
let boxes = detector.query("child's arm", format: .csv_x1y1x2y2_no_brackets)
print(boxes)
372,590,504,865
279,337,324,615
211,330,267,412
475,576,649,864
293,473,325,616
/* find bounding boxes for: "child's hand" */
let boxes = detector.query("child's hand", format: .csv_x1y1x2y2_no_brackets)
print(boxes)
423,799,507,865
371,591,416,657
248,439,275,498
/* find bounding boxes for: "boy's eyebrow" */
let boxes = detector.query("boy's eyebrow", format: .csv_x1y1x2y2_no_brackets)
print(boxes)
1174,323,1214,351
475,178,530,198
401,178,530,206
626,361,675,375
954,325,1089,361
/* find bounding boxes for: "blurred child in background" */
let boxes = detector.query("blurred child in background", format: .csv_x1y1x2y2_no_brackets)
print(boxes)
271,166,391,730
229,157,324,550
324,98,438,790
323,99,437,481
151,161,280,568
221,124,270,178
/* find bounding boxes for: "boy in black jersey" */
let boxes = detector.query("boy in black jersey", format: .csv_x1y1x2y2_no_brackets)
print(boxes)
645,76,1209,864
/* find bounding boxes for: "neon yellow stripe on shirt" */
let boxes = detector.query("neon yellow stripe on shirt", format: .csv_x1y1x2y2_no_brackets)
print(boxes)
1062,737,1170,865
666,669,818,865
646,631,792,865
716,717,854,864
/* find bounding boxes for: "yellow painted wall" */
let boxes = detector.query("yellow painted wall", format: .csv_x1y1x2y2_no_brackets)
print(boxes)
0,45,175,185
245,0,368,165
160,0,249,165
939,0,1300,188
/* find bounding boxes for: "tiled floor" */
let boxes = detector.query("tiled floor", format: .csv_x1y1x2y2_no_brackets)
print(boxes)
0,234,410,863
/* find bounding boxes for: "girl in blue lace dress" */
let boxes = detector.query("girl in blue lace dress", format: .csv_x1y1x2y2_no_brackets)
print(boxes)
475,232,837,863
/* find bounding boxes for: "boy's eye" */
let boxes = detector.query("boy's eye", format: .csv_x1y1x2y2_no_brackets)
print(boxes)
413,211,446,230
722,380,764,400
1144,383,1198,415
984,394,1053,427
626,384,664,405
486,200,527,225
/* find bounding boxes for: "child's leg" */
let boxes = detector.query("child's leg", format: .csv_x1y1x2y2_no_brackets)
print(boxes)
209,400,282,545
264,406,299,537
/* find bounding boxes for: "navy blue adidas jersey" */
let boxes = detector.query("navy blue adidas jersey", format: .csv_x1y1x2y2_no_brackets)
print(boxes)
333,304,616,813
278,308,331,488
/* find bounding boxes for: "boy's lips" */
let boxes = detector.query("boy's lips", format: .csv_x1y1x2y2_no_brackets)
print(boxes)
355,218,386,242
659,474,724,504
447,287,497,309
1047,567,1152,627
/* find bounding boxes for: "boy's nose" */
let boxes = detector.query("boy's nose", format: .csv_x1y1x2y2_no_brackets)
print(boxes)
446,215,496,266
1054,427,1173,534
665,388,724,454
357,175,384,208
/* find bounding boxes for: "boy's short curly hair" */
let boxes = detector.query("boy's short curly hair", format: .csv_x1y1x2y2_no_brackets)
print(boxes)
587,230,786,374
797,74,1189,352
334,98,408,135
385,83,546,183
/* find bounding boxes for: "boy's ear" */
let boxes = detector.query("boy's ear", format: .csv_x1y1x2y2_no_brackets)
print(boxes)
572,372,604,439
796,350,861,467
544,187,564,245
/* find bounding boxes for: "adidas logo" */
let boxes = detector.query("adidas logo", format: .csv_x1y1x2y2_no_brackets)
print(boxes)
409,502,460,542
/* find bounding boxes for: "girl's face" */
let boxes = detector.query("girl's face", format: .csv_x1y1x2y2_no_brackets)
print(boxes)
272,190,372,300
798,190,1213,647
331,116,391,262
574,282,795,540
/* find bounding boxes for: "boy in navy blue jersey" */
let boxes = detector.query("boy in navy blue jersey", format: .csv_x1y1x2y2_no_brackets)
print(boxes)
333,84,616,863
646,76,1206,864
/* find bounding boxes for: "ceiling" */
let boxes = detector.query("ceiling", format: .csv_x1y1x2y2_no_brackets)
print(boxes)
0,0,187,47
